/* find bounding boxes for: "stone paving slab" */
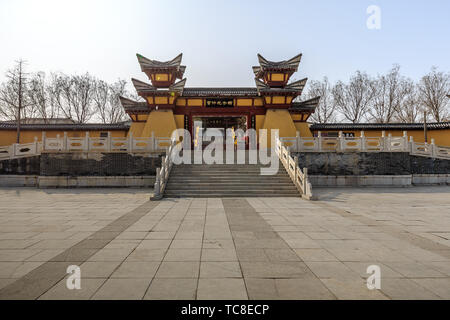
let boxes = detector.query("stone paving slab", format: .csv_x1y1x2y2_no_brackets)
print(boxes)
0,187,448,299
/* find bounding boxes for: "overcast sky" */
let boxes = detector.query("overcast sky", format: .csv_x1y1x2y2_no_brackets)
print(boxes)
0,0,449,87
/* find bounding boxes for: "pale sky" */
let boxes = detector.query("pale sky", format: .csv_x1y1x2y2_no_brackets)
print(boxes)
0,0,449,87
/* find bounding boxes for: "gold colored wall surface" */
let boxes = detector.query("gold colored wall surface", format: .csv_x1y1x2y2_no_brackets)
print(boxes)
174,115,185,130
261,109,297,147
0,130,128,146
140,110,178,138
127,123,146,137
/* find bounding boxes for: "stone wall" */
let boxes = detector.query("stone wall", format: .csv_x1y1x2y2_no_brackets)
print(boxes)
0,156,40,175
40,152,163,176
292,152,450,175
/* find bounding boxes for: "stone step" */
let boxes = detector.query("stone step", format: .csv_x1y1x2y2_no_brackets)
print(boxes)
164,191,300,197
165,185,297,191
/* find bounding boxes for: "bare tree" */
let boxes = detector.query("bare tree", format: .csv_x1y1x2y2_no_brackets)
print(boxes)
369,65,412,123
332,71,376,123
27,72,61,122
92,79,128,124
394,81,421,123
305,77,336,123
51,73,95,123
418,67,450,122
0,60,34,142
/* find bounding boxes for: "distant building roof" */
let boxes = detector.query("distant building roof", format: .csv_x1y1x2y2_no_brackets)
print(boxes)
1,118,75,125
0,122,130,131
310,122,450,131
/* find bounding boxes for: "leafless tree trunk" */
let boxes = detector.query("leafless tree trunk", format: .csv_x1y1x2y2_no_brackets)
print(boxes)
394,81,421,123
332,71,375,123
305,77,336,123
50,73,95,123
0,60,33,143
369,65,412,123
92,79,128,124
27,72,60,122
418,67,450,122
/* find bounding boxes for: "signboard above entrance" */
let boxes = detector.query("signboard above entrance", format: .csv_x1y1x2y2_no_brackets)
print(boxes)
206,98,234,108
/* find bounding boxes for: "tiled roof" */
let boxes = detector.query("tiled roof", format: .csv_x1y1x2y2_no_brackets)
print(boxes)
136,53,183,69
0,122,130,131
310,122,450,131
181,87,258,97
255,78,308,94
257,53,302,70
119,97,149,111
290,97,320,112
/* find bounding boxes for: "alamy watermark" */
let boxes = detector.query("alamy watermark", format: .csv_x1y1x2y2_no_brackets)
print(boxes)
169,128,280,175
367,5,381,30
66,265,81,290
366,265,381,290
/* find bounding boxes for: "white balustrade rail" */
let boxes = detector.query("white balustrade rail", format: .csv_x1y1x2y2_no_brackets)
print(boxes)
151,139,176,200
276,138,315,200
0,138,42,160
1,130,449,161
280,130,450,160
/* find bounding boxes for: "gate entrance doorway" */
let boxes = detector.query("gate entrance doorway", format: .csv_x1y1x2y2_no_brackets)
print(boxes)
192,116,248,149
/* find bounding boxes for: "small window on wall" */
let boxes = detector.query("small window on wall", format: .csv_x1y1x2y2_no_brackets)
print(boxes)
100,132,108,138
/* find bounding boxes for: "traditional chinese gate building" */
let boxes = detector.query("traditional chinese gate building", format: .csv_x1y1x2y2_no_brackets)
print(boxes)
119,53,319,146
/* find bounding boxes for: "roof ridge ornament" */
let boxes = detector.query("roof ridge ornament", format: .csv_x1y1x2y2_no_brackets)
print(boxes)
136,53,183,70
257,53,302,70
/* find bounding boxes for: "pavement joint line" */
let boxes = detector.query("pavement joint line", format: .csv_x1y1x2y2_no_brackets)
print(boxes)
0,200,160,300
313,200,450,260
222,197,337,300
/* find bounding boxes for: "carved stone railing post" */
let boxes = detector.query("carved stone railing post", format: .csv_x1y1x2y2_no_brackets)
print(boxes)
63,132,68,151
360,131,366,152
107,132,112,152
317,131,322,152
128,132,133,153
403,131,408,152
42,132,46,151
387,133,392,152
84,132,89,152
381,131,386,151
338,131,344,152
431,138,436,157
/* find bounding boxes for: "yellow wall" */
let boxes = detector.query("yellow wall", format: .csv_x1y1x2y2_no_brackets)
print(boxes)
127,122,146,137
174,115,185,130
0,130,127,146
261,109,297,147
140,110,178,138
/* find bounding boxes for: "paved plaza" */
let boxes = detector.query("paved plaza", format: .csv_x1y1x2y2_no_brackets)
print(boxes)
0,186,449,300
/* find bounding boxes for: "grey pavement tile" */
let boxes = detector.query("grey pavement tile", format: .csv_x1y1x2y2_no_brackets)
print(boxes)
164,248,201,262
79,261,122,278
201,248,238,261
380,278,441,300
111,261,160,279
92,278,151,300
200,262,242,278
39,278,106,300
320,278,389,300
294,249,338,262
155,261,200,278
197,278,248,300
144,278,197,300
304,261,362,280
240,261,313,279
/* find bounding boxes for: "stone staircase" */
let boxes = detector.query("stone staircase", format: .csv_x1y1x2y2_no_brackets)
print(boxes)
164,162,300,198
